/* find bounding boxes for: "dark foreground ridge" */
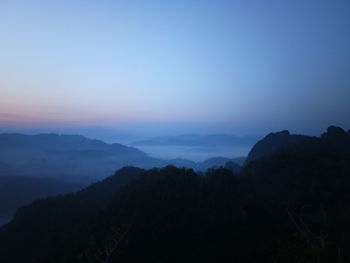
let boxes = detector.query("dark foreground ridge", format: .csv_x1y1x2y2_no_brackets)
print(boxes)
0,126,350,263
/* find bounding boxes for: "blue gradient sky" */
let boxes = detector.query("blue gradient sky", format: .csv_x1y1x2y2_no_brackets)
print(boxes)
1,0,350,136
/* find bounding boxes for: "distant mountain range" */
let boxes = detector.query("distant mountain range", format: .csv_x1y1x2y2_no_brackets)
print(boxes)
0,133,244,184
131,134,257,148
0,133,155,184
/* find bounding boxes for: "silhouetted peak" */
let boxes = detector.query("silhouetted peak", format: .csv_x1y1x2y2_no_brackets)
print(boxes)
318,126,350,156
265,130,290,138
245,130,308,164
279,130,290,136
322,126,347,139
246,126,350,165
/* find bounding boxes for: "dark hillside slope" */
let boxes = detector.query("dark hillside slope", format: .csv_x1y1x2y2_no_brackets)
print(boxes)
0,167,143,263
0,176,79,225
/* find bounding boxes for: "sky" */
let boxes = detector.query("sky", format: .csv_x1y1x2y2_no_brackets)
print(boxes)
1,0,350,138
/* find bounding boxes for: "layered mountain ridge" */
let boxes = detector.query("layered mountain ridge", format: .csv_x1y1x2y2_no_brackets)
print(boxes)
1,126,350,262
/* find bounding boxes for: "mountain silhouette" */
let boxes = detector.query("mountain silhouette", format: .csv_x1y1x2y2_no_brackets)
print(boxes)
245,126,350,165
1,126,350,262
